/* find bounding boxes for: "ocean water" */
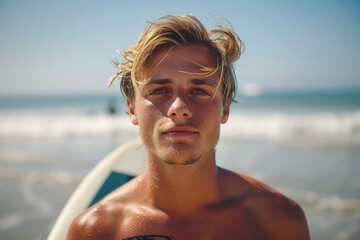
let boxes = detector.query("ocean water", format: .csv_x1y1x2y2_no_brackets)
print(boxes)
0,90,359,240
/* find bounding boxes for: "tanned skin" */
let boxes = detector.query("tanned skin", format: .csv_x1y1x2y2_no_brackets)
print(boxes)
67,45,310,240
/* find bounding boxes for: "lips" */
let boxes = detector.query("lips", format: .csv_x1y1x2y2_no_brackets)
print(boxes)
162,126,198,137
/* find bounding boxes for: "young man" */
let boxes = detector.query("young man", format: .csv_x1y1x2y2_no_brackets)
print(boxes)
68,15,310,239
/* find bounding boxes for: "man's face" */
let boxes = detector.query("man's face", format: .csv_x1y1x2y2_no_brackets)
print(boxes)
128,45,229,165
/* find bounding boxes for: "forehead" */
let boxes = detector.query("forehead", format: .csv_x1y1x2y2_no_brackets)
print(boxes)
143,45,217,79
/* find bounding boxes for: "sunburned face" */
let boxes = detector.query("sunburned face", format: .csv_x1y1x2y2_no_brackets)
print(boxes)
127,45,230,165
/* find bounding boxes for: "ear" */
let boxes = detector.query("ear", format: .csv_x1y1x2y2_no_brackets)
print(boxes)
127,98,138,125
221,103,230,124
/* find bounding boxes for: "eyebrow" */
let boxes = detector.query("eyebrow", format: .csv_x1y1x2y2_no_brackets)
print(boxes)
146,79,171,85
147,78,217,87
191,78,218,87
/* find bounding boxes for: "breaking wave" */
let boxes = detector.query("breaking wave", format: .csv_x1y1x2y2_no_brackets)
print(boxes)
0,111,360,146
222,111,360,146
0,169,84,185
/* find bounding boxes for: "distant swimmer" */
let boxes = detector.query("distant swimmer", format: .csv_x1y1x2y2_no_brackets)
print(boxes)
68,14,310,240
107,99,117,115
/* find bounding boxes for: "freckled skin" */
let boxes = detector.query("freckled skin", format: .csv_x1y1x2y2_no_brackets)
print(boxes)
68,169,309,240
67,45,310,240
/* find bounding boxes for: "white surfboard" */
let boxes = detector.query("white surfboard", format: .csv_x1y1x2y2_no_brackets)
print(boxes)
48,138,147,240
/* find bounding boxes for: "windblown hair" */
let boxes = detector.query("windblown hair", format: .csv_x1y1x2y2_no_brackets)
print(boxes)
108,14,244,107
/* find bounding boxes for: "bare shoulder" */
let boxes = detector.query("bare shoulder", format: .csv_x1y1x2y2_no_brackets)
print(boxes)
67,201,118,239
219,167,310,240
67,175,143,240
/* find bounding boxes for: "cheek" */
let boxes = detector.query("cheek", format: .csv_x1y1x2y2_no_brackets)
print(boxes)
136,100,162,127
197,101,224,121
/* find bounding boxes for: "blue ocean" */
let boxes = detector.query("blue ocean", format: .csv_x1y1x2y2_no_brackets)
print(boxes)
0,90,359,240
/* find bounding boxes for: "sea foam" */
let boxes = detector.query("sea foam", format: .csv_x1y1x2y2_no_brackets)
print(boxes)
221,111,360,146
1,111,360,146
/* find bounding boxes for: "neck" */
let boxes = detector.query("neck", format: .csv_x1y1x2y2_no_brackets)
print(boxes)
144,149,222,215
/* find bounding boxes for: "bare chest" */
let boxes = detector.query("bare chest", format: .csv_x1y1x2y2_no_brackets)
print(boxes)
115,208,269,240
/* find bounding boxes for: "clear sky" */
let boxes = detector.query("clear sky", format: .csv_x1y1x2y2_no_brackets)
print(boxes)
0,0,359,97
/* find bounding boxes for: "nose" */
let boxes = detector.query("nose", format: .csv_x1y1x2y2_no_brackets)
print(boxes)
167,97,192,119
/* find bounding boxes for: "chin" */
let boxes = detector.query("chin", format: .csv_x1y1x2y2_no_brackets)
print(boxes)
158,145,202,165
163,155,201,165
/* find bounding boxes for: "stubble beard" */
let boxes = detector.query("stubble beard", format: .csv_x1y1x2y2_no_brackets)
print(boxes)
154,140,203,165
143,135,203,166
140,122,217,166
163,154,201,165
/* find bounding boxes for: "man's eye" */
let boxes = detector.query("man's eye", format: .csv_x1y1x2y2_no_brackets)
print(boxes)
149,88,167,95
191,89,210,95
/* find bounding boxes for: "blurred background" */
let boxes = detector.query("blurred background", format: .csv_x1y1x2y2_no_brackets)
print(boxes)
0,0,359,239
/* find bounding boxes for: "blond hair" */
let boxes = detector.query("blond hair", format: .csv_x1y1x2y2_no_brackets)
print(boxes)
108,14,244,107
